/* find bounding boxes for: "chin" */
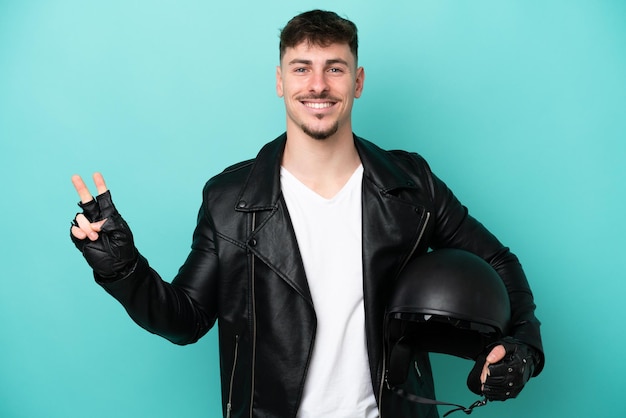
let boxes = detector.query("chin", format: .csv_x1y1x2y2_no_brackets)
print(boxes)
301,122,339,140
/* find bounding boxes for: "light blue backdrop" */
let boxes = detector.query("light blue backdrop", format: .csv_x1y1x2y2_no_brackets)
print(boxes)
1,1,624,417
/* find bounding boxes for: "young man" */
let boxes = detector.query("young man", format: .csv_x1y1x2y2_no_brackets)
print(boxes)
70,10,544,418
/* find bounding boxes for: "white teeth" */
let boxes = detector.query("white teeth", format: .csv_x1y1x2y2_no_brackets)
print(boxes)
304,102,333,109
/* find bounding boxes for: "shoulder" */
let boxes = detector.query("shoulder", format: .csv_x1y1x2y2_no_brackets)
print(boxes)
205,158,255,187
355,136,435,187
199,158,255,209
203,134,286,193
357,135,430,165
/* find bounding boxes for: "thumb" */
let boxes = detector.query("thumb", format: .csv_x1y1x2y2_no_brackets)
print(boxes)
487,344,506,363
481,345,506,384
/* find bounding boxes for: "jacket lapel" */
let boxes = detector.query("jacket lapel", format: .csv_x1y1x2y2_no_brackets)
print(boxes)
356,136,432,281
234,134,314,304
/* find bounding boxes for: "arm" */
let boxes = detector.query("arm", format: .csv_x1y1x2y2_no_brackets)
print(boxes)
427,169,544,364
423,164,544,398
70,173,216,345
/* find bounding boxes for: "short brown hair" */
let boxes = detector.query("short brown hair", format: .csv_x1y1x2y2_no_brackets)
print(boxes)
279,10,358,62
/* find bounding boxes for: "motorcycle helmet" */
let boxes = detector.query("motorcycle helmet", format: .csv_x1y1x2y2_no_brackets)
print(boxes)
385,248,511,387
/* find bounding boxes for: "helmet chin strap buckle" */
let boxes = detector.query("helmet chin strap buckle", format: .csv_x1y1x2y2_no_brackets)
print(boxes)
442,398,488,417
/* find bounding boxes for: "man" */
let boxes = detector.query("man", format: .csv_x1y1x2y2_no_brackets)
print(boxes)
70,10,544,418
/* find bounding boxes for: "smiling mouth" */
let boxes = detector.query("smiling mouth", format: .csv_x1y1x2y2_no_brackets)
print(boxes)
303,101,334,109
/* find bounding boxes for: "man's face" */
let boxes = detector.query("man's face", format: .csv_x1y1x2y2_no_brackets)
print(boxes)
276,42,364,140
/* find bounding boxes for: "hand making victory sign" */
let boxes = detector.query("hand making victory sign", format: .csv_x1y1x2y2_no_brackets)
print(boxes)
70,172,138,281
71,172,109,241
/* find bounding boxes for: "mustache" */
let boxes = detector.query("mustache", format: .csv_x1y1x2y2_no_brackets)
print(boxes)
296,93,341,102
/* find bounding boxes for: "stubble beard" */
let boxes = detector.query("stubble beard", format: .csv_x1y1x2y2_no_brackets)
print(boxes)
300,117,339,140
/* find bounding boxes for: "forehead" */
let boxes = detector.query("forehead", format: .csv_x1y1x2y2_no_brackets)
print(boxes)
281,42,356,66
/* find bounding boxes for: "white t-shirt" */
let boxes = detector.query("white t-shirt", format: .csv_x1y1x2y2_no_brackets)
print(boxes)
281,165,378,418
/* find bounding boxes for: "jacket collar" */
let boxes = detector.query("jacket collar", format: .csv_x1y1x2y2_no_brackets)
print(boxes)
235,132,416,210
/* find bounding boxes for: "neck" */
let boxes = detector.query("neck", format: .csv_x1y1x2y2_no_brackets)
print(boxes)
282,125,361,199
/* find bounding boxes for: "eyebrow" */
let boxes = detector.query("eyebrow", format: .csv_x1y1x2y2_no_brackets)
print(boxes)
288,58,350,67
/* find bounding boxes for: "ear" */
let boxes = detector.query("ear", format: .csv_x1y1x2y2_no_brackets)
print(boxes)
276,66,284,97
354,66,365,98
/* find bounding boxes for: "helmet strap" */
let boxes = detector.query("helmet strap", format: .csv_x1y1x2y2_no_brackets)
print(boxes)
391,387,488,417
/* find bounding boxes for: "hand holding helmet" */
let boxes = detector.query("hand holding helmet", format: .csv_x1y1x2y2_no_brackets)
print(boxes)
468,337,539,401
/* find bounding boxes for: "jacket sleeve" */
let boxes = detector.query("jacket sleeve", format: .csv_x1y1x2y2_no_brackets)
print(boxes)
96,197,219,346
422,157,545,375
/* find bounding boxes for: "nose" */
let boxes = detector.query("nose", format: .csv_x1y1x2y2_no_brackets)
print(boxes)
308,70,329,94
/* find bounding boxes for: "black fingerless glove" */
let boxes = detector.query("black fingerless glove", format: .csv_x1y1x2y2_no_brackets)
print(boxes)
71,191,138,281
467,337,539,401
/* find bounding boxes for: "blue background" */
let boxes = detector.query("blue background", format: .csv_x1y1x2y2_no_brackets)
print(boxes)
1,1,625,417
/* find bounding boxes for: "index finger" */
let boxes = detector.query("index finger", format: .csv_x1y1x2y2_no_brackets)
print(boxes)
71,174,94,204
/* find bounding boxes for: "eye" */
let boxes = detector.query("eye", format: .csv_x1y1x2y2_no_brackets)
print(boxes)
294,67,308,73
328,67,344,73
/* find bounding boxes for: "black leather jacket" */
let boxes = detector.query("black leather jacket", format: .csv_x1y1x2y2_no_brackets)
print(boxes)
99,134,543,418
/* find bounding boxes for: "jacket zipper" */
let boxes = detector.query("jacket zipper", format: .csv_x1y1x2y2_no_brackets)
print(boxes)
378,348,387,417
230,212,258,418
378,210,430,417
414,361,422,378
226,335,240,418
396,210,431,275
249,212,257,418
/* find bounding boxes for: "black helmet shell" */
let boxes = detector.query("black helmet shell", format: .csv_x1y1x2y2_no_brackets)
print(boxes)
386,249,511,363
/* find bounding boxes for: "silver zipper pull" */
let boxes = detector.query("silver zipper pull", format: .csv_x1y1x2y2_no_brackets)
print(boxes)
414,361,422,378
